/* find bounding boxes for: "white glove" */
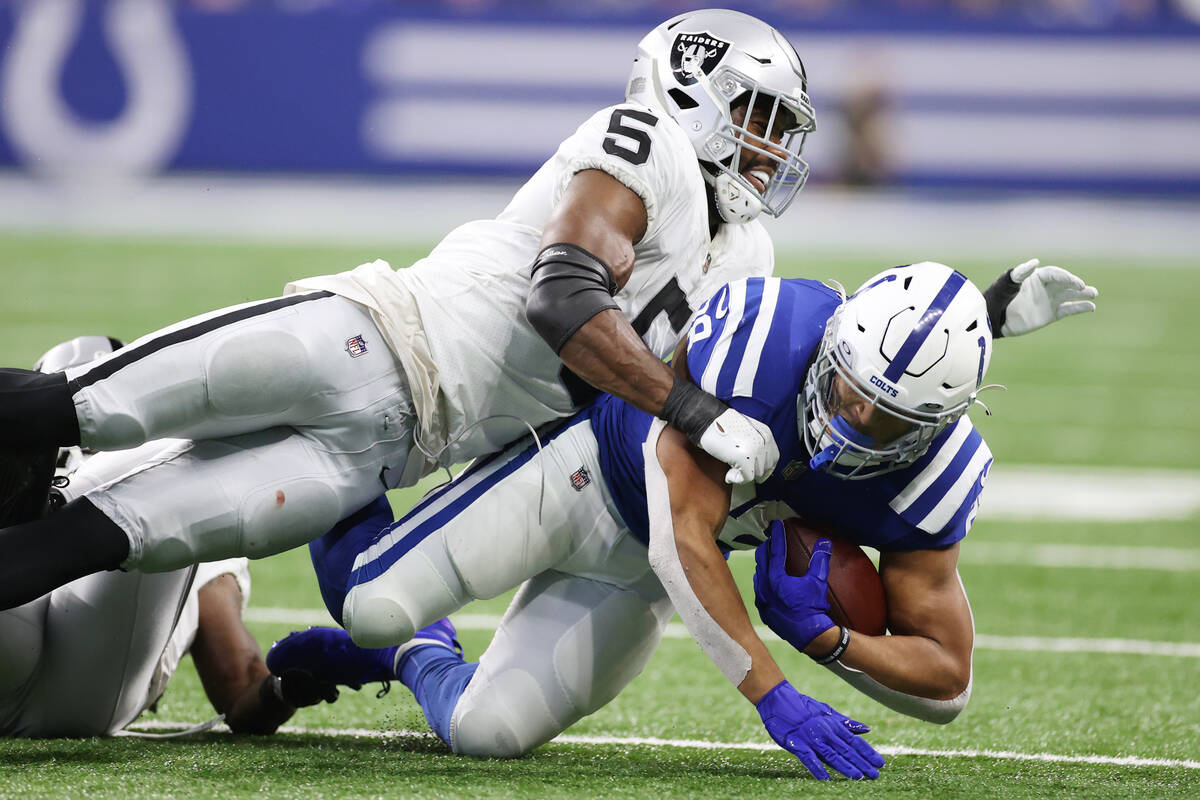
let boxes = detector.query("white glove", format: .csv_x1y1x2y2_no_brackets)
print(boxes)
697,408,780,484
1000,258,1098,337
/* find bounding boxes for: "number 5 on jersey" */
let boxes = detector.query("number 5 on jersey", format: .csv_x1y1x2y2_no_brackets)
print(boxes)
603,109,658,166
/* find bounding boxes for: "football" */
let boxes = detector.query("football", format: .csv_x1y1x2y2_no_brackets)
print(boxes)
781,518,888,637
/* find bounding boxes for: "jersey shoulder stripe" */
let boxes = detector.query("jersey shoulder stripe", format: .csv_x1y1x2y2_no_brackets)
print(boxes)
695,279,750,395
732,277,782,398
887,417,992,535
689,277,786,400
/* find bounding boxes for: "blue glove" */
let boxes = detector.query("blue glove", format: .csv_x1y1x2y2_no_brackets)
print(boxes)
757,680,884,780
753,521,837,652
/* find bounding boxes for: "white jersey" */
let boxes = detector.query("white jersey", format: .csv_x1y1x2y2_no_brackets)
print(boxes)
288,103,773,465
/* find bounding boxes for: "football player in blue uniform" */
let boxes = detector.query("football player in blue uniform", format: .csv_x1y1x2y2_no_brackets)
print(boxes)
266,260,1089,779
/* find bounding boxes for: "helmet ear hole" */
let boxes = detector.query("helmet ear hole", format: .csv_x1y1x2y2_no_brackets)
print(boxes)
668,88,699,109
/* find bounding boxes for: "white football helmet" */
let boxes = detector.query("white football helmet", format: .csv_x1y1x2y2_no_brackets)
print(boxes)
626,8,816,224
801,263,993,480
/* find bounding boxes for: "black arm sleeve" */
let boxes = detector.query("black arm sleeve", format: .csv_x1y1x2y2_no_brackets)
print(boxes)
982,268,1020,338
525,243,621,354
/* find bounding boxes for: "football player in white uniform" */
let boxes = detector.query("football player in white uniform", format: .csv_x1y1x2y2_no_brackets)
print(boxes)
0,8,821,609
265,260,1092,779
0,338,333,738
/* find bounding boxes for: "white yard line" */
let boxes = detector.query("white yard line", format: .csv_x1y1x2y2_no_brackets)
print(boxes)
244,609,1200,658
982,464,1200,522
124,719,1200,770
4,175,1198,260
958,543,1200,571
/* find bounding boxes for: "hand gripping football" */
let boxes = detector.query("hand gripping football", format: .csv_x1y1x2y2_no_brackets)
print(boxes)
782,518,887,637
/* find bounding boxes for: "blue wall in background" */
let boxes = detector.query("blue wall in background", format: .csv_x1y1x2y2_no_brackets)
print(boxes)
1,1,1197,193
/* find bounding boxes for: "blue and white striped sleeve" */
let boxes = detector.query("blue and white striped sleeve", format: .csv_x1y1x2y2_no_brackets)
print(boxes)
684,277,784,403
888,418,994,543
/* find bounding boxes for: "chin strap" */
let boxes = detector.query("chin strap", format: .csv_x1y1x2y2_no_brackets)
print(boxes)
808,415,873,472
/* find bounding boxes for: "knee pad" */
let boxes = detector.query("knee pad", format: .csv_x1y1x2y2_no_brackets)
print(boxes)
344,593,418,650
343,545,464,649
118,475,342,573
238,478,341,560
204,329,312,418
451,670,555,758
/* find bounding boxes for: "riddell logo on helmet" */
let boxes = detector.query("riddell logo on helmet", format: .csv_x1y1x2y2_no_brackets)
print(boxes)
869,375,899,398
671,32,730,85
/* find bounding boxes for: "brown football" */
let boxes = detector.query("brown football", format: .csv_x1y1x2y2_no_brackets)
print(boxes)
782,518,888,637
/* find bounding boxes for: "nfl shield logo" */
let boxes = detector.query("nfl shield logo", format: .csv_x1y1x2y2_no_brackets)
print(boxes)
570,467,591,492
345,334,368,358
782,460,807,481
671,31,730,86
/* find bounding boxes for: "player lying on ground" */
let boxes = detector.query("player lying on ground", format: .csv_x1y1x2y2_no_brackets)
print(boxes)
267,261,1087,778
0,339,331,738
0,9,822,606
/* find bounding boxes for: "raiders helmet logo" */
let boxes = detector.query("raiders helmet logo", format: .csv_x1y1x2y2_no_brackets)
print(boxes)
671,31,730,86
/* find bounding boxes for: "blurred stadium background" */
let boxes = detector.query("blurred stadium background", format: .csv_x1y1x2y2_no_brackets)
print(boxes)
0,2,1196,798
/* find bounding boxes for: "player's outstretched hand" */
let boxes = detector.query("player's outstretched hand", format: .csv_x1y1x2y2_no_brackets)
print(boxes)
697,408,780,484
757,680,884,780
753,522,837,651
985,258,1098,337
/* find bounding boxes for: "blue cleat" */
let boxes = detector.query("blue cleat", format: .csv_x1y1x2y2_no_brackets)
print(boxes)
266,626,397,692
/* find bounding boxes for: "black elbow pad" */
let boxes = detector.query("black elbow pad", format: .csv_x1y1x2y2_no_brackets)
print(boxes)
526,243,621,353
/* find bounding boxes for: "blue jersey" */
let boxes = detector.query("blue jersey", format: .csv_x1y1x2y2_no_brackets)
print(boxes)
589,276,993,554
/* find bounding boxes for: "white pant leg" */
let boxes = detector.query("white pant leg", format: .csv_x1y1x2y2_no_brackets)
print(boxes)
1,567,195,737
343,416,626,648
64,293,407,450
449,567,672,758
58,297,424,570
87,424,414,571
57,440,187,501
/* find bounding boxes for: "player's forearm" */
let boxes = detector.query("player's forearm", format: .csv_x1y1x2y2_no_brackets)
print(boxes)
558,308,675,414
806,626,970,700
647,423,782,696
672,531,784,703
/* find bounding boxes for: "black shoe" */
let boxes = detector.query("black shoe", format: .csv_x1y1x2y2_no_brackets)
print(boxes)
0,445,58,526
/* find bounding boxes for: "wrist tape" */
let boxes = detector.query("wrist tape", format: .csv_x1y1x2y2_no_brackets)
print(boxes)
659,375,728,444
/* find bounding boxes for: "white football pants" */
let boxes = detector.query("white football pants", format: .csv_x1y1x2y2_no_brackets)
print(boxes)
0,566,196,737
342,416,674,757
0,441,251,737
61,291,422,571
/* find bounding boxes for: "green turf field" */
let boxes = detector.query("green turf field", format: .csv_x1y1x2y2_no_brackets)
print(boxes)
0,232,1197,798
